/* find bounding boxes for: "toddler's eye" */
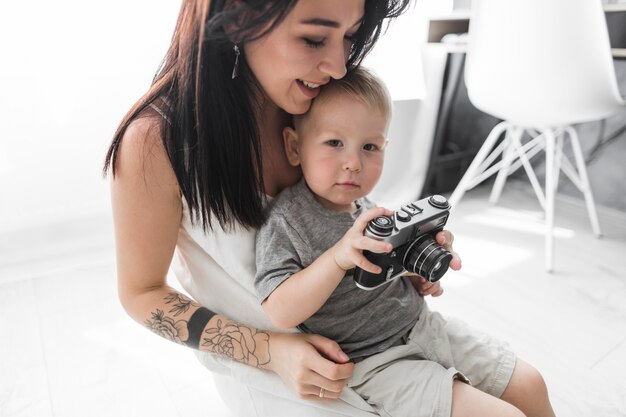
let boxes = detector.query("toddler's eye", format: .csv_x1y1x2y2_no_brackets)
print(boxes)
326,139,342,147
363,143,379,151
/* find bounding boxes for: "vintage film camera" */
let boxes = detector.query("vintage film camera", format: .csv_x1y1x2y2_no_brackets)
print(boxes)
353,195,453,290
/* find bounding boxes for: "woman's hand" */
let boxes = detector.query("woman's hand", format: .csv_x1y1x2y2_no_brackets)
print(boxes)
407,274,444,297
435,229,462,271
267,332,354,400
407,229,461,297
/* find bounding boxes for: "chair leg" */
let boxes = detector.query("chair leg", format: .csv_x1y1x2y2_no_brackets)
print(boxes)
544,129,557,272
511,128,547,210
553,132,564,194
564,126,602,237
449,121,509,208
489,126,518,205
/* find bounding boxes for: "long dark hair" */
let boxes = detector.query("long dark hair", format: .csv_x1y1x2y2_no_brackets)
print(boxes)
103,0,411,230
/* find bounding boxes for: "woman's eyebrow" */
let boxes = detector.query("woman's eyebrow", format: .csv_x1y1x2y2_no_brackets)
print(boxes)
300,18,339,28
299,16,364,29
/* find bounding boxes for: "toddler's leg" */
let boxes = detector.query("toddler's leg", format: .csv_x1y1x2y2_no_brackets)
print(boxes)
500,359,556,417
451,380,525,417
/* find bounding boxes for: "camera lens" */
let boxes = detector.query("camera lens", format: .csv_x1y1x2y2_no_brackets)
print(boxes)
403,234,452,282
367,215,394,237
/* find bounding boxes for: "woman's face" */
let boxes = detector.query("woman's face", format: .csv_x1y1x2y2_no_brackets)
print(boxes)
244,0,365,115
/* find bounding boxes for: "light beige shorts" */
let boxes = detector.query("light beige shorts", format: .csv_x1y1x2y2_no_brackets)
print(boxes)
347,304,516,417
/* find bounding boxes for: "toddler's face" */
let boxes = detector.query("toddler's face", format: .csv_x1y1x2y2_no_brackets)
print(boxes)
286,93,388,212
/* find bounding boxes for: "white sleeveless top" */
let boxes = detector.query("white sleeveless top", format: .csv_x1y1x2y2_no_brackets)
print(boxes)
172,199,279,330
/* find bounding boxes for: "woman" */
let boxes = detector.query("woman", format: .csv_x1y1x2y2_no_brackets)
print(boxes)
104,1,555,416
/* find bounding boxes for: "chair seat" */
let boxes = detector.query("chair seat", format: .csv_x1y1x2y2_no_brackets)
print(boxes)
451,0,624,271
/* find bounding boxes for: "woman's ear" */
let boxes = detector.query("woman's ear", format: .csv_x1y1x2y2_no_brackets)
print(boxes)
283,127,301,167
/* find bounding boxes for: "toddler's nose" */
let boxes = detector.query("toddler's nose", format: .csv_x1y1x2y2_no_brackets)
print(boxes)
343,154,361,172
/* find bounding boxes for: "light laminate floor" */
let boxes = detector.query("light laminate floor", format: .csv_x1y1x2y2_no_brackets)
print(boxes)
1,180,625,417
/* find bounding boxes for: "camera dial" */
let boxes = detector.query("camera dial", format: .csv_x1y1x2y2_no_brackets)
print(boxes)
367,215,394,237
428,195,449,209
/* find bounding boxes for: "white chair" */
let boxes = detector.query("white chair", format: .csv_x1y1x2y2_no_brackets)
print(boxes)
449,0,625,271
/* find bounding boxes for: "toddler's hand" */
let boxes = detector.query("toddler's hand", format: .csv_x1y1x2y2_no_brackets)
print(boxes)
332,207,394,273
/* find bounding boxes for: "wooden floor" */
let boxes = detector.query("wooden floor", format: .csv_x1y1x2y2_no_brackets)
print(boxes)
1,180,625,417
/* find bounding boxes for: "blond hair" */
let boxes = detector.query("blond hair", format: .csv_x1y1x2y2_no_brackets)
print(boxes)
298,67,392,126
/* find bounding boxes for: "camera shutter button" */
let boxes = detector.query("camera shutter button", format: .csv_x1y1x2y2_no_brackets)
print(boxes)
428,195,450,209
395,210,411,222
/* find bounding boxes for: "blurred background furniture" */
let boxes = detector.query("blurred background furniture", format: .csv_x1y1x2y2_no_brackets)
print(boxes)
446,0,626,271
421,3,626,202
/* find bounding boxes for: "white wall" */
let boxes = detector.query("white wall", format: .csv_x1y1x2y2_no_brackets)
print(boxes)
0,0,454,232
0,1,180,232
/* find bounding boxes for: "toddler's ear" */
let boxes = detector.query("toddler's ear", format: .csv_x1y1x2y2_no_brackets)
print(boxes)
283,127,301,167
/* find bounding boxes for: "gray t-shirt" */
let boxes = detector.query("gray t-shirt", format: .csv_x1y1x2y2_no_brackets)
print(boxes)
255,179,422,360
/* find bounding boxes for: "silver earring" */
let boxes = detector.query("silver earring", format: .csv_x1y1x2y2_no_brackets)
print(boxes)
231,44,240,79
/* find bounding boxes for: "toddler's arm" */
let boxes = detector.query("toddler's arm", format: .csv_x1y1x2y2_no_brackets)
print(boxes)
262,206,394,329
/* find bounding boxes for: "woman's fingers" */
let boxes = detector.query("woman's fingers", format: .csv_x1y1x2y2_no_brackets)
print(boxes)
436,230,462,271
421,280,444,297
407,274,444,297
301,375,349,399
298,334,354,399
305,333,351,364
269,332,354,399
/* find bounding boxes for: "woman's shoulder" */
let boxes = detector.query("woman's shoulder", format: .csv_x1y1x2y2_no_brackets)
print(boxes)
123,111,165,147
115,114,179,194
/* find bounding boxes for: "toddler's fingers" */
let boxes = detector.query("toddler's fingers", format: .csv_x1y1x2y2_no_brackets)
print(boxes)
357,236,392,253
353,256,384,275
353,207,394,231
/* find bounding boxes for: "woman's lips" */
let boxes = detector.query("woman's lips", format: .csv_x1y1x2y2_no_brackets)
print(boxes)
296,79,321,99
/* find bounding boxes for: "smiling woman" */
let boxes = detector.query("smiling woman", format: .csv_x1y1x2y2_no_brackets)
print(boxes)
102,0,413,416
245,1,365,114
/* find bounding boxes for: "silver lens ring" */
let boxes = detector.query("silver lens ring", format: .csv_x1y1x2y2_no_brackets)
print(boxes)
419,246,440,279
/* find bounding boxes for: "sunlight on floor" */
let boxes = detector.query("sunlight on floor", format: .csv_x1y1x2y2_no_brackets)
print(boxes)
460,206,576,238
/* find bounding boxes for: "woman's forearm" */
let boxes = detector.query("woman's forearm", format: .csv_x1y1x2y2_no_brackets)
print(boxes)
127,286,272,369
263,249,345,328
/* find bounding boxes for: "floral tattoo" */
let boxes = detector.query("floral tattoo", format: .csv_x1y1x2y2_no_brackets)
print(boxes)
145,309,189,344
145,292,199,345
202,319,271,368
164,292,199,316
145,293,271,368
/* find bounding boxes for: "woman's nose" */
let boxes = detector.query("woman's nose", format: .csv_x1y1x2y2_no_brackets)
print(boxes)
318,42,348,80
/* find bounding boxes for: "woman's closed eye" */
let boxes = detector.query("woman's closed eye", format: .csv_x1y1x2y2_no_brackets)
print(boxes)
344,32,358,45
303,37,326,48
303,32,357,49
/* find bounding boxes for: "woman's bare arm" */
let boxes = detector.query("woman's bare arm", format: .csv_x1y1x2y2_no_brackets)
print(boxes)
110,117,353,397
111,117,272,366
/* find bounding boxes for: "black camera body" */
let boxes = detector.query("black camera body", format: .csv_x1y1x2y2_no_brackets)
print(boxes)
354,195,452,290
